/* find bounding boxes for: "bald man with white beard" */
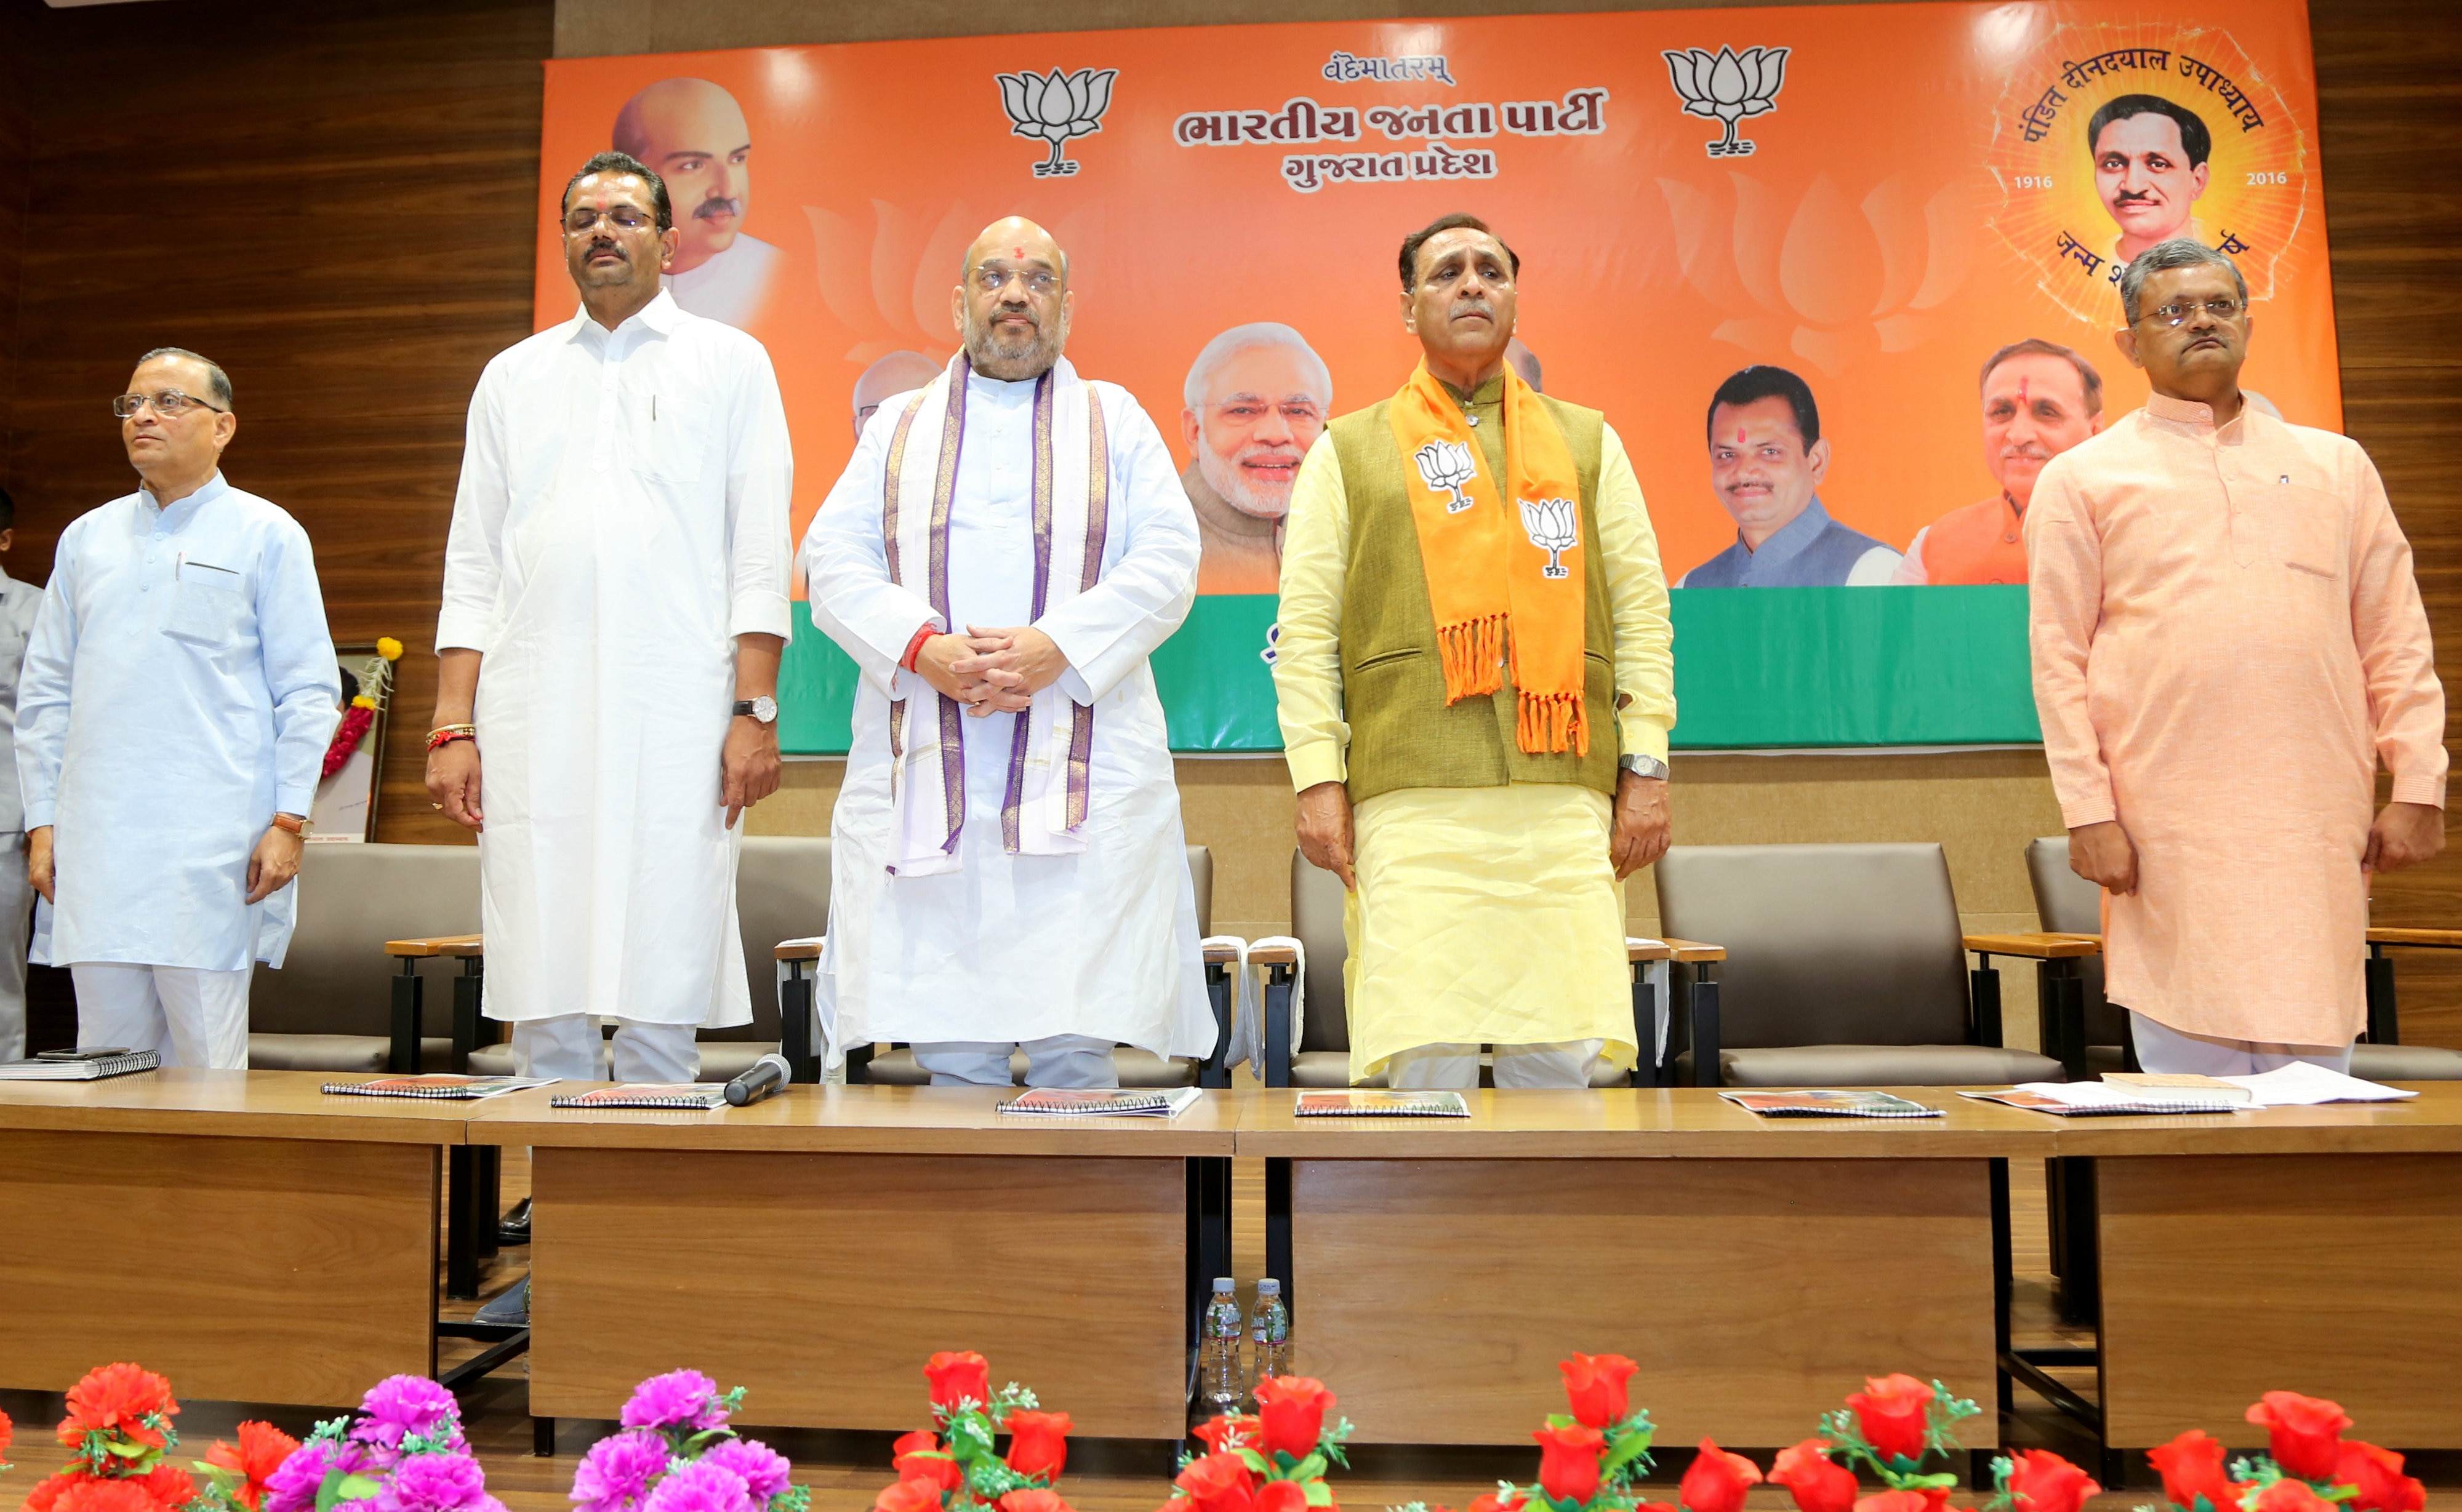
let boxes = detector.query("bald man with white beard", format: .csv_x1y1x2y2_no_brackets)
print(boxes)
614,78,780,329
1181,324,1331,594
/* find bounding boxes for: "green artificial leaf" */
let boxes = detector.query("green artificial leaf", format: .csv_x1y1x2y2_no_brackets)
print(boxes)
1546,1415,1575,1431
1289,1454,1329,1483
719,1387,748,1418
1302,1483,1335,1508
771,1488,812,1512
1600,1433,1656,1485
1901,1473,1961,1491
1237,1450,1272,1476
683,1428,737,1457
950,1415,997,1462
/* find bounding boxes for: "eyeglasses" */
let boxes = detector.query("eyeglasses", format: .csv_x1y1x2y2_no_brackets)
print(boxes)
564,206,658,235
1209,401,1325,429
972,265,1061,298
2140,297,2246,327
111,390,227,419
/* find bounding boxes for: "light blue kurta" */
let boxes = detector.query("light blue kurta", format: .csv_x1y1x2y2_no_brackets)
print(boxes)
17,473,337,970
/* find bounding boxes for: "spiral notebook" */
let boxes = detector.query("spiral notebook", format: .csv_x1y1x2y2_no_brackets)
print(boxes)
0,1049,159,1081
1293,1090,1471,1117
323,1074,554,1100
1959,1085,2241,1117
998,1087,1205,1118
1718,1089,1943,1118
551,1083,730,1110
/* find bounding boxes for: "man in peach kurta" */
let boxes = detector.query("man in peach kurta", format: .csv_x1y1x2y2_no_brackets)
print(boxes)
2028,241,2446,1074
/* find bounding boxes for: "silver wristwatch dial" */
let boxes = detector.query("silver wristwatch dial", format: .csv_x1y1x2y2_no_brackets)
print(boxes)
1619,753,1669,780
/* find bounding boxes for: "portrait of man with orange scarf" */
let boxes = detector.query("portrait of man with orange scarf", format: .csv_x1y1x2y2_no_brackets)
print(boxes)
1271,213,1677,1089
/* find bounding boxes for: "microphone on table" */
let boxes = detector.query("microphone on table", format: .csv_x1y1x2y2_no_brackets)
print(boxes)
724,1052,793,1107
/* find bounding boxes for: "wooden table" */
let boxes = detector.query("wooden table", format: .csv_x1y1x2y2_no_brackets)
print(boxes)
0,1069,459,1405
2048,1084,2462,1471
1234,1086,2054,1453
467,1083,1242,1448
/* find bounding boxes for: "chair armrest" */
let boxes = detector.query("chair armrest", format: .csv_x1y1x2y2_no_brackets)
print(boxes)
1963,932,2100,959
1254,945,1299,1090
1198,939,1243,1089
773,937,825,963
2367,927,2462,950
386,933,485,959
1627,940,1673,963
1662,937,1726,964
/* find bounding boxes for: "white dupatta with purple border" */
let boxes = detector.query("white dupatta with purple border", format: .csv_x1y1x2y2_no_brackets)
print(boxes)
876,353,1109,876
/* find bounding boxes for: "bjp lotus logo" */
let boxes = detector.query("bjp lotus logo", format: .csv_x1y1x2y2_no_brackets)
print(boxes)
1519,497,1580,578
995,68,1118,177
1662,46,1789,158
1413,440,1479,513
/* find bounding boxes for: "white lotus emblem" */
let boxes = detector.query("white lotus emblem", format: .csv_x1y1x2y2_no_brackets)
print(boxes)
995,68,1118,178
1413,439,1479,514
1663,46,1789,158
1520,497,1579,578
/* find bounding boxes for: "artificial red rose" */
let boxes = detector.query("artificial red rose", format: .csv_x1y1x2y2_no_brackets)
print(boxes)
1560,1355,1641,1430
1006,1410,1072,1482
1467,1494,1528,1512
2245,1394,2351,1482
2335,1442,2425,1512
1852,1493,1935,1512
924,1353,993,1415
134,1465,196,1510
59,1364,179,1452
2004,1449,2099,1512
2253,1482,2336,1512
876,1481,946,1512
1256,1482,1312,1512
1637,1502,1682,1512
1253,1378,1337,1460
1770,1440,1857,1512
998,1491,1075,1512
2149,1431,2242,1512
1534,1423,1606,1506
25,1471,92,1512
894,1431,963,1495
1678,1439,1763,1512
1193,1416,1259,1456
47,1483,169,1512
1845,1376,1933,1465
1,1404,14,1459
1174,1453,1257,1512
206,1422,300,1512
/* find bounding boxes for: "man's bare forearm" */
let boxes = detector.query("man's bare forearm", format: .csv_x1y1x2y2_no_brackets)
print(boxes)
734,633,784,702
432,648,483,726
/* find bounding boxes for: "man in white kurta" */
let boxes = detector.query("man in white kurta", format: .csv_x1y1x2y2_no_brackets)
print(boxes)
431,152,793,1084
19,350,337,1068
0,486,45,1063
808,217,1215,1087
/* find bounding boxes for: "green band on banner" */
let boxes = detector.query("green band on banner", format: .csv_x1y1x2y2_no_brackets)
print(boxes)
776,586,2039,756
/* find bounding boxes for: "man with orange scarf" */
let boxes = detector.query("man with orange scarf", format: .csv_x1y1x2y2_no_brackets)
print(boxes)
1272,214,1675,1088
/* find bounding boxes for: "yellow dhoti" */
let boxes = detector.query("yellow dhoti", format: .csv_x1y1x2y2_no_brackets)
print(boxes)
1344,783,1636,1083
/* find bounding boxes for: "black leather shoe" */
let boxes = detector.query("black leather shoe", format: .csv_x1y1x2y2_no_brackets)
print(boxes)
497,1198,532,1246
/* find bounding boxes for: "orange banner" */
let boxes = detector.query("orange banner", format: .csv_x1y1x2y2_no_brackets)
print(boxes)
535,0,2330,597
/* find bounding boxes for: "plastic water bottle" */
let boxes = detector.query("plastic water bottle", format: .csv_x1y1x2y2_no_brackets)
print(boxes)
1200,1278,1245,1413
1247,1278,1291,1398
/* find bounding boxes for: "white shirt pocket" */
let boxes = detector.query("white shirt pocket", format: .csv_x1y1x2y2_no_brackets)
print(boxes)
630,390,709,483
163,559,248,647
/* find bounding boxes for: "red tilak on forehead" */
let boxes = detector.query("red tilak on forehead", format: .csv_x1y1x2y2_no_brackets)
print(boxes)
2018,377,2031,405
1734,428,1747,444
1012,246,1025,260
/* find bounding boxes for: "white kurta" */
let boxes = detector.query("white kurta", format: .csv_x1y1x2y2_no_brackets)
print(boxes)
806,366,1215,1066
17,474,337,969
439,290,793,1027
664,234,780,331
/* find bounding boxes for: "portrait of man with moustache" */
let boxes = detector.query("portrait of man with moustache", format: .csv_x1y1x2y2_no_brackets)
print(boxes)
613,77,780,329
1179,322,1333,595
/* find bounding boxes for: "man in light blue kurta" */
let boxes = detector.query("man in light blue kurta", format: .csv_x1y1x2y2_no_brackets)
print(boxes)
18,349,337,1068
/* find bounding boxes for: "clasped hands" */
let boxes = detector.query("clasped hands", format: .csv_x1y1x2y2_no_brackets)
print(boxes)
916,624,1068,716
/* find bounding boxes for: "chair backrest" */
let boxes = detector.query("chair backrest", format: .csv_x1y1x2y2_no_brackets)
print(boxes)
249,842,481,1035
722,834,835,1040
1187,845,1214,937
1654,842,1971,1048
2023,836,2125,1046
1289,850,1350,1052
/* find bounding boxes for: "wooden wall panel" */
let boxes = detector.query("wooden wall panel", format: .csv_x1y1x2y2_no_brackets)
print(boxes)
1,0,553,844
0,0,26,504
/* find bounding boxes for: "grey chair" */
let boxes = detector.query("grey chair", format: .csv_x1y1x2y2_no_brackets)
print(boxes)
247,842,480,1073
1268,849,1648,1089
2029,834,2462,1081
1654,842,2064,1087
852,845,1229,1087
469,833,836,1082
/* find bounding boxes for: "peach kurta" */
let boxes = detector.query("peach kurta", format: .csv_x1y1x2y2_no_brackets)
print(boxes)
2026,393,2447,1046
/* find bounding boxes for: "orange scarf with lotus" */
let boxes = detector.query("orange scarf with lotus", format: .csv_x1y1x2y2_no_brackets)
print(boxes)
1385,360,1589,755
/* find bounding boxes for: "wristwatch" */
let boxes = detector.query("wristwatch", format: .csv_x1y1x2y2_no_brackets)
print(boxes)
734,696,779,726
270,813,315,838
1619,753,1669,780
